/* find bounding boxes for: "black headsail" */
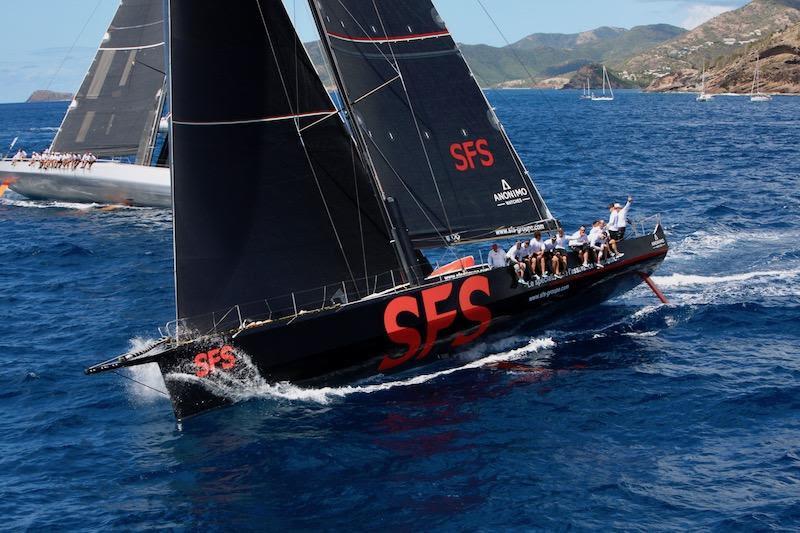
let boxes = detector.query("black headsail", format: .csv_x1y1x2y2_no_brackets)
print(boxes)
168,0,401,330
309,0,558,247
51,0,166,163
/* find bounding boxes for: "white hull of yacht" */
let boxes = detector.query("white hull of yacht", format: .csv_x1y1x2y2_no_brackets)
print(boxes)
0,160,171,208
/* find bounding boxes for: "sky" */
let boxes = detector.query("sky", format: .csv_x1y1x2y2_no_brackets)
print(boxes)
0,0,749,104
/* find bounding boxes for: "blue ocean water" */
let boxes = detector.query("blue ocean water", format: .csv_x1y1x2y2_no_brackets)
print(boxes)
1,92,798,530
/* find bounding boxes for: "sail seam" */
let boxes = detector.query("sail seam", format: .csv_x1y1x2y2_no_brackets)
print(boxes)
326,29,450,44
173,110,337,126
99,42,164,51
110,20,163,31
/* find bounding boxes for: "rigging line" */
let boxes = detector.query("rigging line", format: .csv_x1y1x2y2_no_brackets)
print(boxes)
454,26,548,223
255,0,360,291
298,74,401,133
474,0,616,196
112,370,170,398
134,60,166,77
370,0,455,240
353,143,369,294
362,130,453,249
44,0,104,93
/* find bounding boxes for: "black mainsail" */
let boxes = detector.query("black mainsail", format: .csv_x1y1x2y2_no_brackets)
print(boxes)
169,0,401,328
51,0,166,163
309,0,558,247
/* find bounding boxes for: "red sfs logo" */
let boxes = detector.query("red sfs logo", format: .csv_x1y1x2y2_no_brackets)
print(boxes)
380,276,492,371
194,345,237,378
450,139,495,172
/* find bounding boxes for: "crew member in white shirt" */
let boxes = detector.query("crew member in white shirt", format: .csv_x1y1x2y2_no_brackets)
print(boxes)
569,226,590,267
589,224,611,268
528,232,547,278
554,229,569,276
488,244,507,269
506,241,529,285
609,196,633,241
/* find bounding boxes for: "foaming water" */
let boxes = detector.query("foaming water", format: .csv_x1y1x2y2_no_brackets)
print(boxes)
653,269,800,288
167,337,556,405
124,338,169,404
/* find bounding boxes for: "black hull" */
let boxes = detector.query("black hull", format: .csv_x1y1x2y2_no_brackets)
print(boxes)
121,229,669,420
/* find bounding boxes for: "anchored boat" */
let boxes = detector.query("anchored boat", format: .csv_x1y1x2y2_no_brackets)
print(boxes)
0,0,170,207
86,0,669,421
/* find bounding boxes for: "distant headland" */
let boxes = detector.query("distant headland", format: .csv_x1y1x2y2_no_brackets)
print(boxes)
26,90,73,103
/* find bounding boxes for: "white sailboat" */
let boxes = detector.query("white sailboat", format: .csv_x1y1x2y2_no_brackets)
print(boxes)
591,65,614,101
751,55,772,102
580,77,592,99
696,62,714,101
0,0,171,207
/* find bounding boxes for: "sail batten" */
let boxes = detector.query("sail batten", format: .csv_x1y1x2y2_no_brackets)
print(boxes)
51,0,166,163
168,0,401,328
310,0,558,247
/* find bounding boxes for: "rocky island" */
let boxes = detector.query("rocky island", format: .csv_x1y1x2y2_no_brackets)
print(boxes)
26,90,73,103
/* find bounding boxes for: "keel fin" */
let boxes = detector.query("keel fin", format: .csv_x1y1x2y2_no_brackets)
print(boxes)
639,273,670,304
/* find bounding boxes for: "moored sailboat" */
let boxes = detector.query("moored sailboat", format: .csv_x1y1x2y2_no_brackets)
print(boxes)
86,0,669,421
591,65,614,101
750,54,772,102
0,0,171,207
581,78,592,100
696,62,714,102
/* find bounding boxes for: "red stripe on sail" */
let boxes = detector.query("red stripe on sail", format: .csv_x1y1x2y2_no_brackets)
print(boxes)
326,30,450,44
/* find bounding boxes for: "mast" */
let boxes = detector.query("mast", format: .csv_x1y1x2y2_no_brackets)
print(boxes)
307,1,422,284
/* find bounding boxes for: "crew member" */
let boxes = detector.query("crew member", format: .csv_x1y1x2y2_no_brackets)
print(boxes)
529,231,547,278
554,229,569,276
609,196,633,241
569,226,590,268
488,244,507,268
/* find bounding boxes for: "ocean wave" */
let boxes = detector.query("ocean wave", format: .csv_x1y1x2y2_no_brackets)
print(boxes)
166,337,556,406
0,196,154,211
668,228,785,260
652,269,800,288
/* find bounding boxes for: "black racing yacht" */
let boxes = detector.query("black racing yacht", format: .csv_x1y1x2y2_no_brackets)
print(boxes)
86,0,669,421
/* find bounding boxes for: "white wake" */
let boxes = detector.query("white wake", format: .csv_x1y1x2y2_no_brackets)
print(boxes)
166,337,556,406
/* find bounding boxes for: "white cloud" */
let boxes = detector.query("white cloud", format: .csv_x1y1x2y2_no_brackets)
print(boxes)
681,4,734,29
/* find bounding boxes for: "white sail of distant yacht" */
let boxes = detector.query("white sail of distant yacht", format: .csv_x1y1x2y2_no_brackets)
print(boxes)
697,62,714,101
751,54,772,102
591,66,614,101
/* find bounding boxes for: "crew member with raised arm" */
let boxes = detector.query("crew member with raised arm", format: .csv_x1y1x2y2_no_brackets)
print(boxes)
609,196,633,241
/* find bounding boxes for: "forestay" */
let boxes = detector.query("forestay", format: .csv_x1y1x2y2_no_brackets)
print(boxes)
310,0,558,247
169,0,401,329
51,0,166,163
